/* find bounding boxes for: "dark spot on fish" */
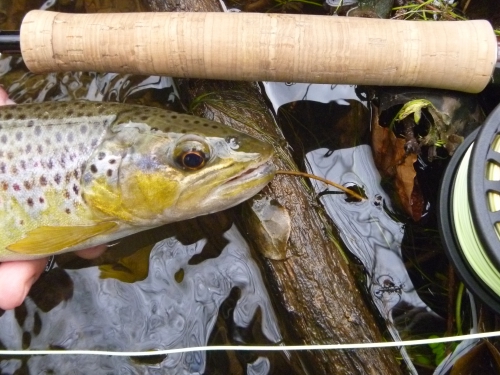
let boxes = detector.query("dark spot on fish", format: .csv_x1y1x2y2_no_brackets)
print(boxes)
19,220,23,225
107,169,113,177
73,184,79,195
151,127,158,131
42,113,50,120
90,164,97,173
47,159,53,169
37,145,43,154
211,125,218,129
27,120,34,127
140,115,149,121
18,114,26,120
98,152,106,160
109,159,116,164
97,107,106,114
24,181,32,190
181,129,187,134
1,181,8,190
91,138,98,147
1,135,7,144
6,152,13,160
171,115,178,119
13,183,20,191
4,113,12,120
39,197,44,204
25,144,32,153
15,132,22,141
27,198,34,207
56,132,62,142
73,170,79,179
194,120,200,124
39,176,47,186
183,119,189,123
66,109,74,116
44,138,52,146
64,191,70,199
67,132,74,143
80,125,88,134
54,174,61,184
65,208,71,214
81,192,86,203
20,160,26,170
34,126,42,136
76,112,84,117
65,173,71,184
10,166,17,175
0,162,5,174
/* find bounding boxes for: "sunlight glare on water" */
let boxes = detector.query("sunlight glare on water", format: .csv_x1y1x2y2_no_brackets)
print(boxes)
0,225,281,374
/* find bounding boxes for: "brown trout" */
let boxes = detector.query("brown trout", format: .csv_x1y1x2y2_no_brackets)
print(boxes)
0,101,275,261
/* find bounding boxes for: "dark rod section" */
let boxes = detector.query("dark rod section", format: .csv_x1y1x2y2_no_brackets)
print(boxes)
497,35,500,63
0,30,20,53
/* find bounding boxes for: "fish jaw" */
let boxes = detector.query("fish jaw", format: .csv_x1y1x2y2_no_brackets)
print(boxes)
190,160,276,215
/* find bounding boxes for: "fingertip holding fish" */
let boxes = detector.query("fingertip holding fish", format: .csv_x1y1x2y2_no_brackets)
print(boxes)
0,258,47,309
0,87,15,106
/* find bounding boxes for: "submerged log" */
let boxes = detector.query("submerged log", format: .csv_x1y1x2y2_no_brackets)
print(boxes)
146,2,402,374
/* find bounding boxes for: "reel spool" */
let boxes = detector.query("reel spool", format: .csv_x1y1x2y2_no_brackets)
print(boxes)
439,103,500,313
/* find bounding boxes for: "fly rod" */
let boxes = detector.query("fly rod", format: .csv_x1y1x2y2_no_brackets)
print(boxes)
0,10,499,93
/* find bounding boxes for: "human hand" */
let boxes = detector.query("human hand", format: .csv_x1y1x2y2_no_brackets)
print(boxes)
0,88,107,310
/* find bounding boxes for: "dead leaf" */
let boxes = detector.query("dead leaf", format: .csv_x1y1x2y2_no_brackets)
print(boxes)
372,106,423,221
243,194,291,260
451,340,500,375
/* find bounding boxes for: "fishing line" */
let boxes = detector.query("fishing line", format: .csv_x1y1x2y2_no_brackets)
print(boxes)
452,145,500,296
0,331,498,356
439,103,500,313
276,170,365,201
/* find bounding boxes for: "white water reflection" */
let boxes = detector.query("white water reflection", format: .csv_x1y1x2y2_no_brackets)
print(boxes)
0,225,281,374
262,82,365,113
306,145,443,374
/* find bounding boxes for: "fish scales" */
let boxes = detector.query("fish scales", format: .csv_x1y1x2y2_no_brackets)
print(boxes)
0,103,112,244
0,101,275,261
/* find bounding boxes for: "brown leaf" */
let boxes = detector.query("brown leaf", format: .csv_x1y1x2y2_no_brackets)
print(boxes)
451,340,500,375
372,115,422,221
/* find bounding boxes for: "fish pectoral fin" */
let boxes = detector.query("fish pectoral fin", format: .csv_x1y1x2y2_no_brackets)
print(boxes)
7,222,118,255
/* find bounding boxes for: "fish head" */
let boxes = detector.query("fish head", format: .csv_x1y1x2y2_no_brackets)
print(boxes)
82,109,275,225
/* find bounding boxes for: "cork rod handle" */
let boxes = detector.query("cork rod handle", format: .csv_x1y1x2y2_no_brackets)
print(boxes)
20,10,497,93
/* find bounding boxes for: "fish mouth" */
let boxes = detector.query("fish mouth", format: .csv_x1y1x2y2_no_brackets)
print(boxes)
223,161,276,187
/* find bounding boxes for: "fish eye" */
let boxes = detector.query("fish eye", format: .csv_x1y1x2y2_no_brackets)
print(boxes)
173,136,211,170
179,151,206,169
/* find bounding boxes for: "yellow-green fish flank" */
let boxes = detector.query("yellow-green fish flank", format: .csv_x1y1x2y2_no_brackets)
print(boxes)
0,101,275,261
